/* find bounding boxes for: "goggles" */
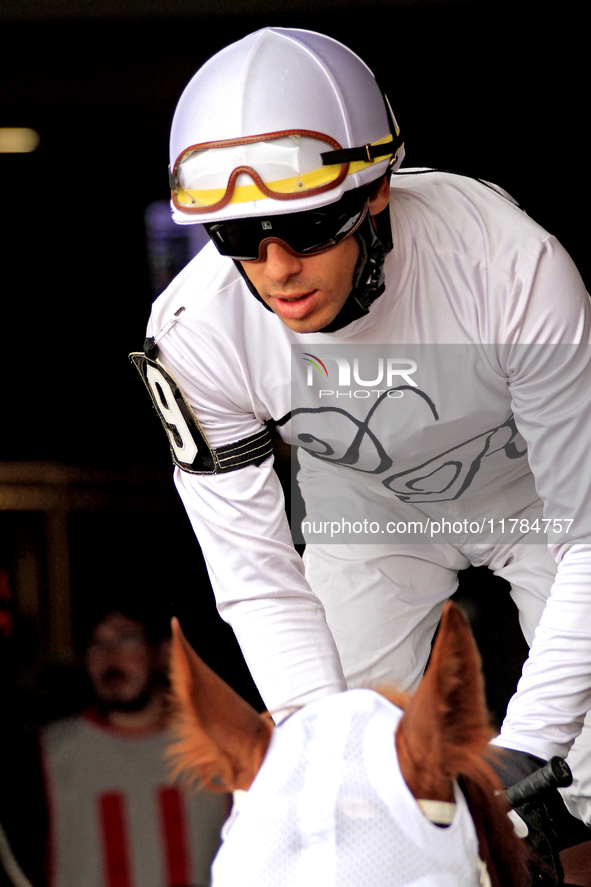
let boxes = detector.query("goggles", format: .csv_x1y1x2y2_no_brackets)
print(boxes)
204,192,369,261
169,129,400,214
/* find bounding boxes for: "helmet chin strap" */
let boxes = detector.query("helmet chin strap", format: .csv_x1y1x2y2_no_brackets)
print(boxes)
316,202,392,333
233,200,393,333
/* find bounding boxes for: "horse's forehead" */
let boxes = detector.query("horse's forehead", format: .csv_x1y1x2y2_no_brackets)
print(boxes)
268,688,404,786
212,690,482,887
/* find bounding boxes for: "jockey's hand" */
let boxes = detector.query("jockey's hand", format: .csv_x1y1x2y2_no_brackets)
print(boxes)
491,749,566,886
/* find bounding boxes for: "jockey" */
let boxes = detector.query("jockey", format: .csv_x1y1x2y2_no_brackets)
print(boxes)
134,27,591,881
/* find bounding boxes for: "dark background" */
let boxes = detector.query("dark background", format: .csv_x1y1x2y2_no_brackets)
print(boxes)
1,0,587,469
0,0,584,720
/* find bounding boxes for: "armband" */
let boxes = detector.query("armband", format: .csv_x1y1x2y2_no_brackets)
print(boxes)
129,351,273,475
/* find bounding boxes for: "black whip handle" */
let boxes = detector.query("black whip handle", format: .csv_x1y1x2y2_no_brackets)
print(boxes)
506,756,573,808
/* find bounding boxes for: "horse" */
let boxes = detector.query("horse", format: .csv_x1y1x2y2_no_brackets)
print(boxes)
166,602,529,887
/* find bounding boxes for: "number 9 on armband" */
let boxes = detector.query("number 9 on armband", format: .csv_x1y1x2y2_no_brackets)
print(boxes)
129,352,273,475
129,352,216,473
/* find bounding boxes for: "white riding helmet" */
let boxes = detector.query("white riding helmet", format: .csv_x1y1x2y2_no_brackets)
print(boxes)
169,27,405,226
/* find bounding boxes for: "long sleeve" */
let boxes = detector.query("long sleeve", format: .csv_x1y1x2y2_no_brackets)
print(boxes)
174,462,347,721
493,236,591,758
498,545,591,758
146,260,348,721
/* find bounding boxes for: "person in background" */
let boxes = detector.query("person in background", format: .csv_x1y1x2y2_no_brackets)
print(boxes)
41,601,229,887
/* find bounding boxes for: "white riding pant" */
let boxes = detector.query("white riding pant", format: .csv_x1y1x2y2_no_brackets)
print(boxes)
303,540,591,824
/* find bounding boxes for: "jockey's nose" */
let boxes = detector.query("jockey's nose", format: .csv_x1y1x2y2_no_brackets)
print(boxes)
261,241,303,285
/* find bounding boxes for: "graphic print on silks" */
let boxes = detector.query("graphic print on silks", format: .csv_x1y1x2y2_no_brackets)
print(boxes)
284,344,591,547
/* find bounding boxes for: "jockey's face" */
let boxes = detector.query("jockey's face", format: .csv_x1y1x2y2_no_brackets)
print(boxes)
240,177,390,333
86,612,156,711
241,235,360,333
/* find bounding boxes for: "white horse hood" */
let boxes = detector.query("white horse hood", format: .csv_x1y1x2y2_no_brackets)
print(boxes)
211,689,483,887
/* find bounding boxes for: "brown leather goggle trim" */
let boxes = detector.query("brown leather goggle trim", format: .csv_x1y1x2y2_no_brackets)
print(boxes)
170,130,349,215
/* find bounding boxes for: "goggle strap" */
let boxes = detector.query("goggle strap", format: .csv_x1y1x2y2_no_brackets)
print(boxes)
320,130,403,166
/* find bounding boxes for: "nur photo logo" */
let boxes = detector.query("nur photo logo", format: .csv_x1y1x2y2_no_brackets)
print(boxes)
302,352,417,398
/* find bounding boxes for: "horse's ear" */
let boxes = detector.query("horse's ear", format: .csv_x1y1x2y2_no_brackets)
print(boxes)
395,601,493,802
167,617,273,793
395,603,529,887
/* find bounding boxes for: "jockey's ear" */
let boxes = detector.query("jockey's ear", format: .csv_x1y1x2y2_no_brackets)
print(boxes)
167,617,273,793
394,602,493,803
